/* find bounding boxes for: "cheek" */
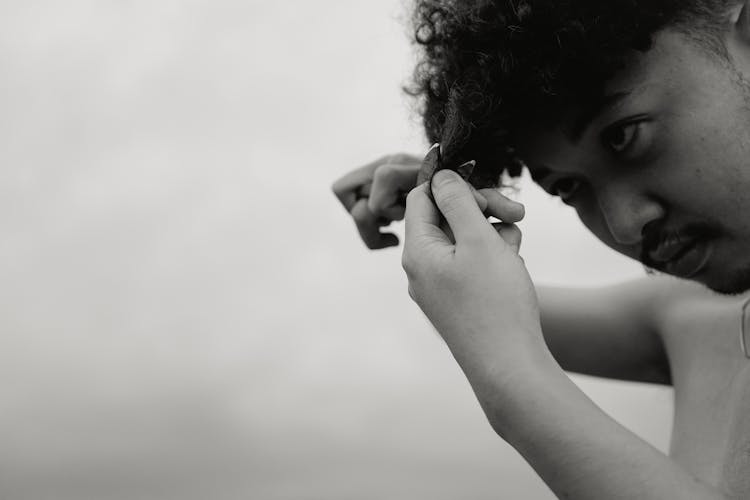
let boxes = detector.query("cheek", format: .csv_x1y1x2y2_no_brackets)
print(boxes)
573,199,630,256
661,124,748,220
662,80,750,211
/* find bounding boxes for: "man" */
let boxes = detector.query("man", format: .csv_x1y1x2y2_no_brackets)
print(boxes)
333,1,750,498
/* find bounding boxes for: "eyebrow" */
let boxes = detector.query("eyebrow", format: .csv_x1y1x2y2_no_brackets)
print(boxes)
568,90,632,142
527,89,635,185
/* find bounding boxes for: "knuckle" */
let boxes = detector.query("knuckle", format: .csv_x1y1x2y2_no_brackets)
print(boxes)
385,206,405,221
373,163,397,183
331,179,344,197
374,154,394,167
367,198,384,217
350,203,370,224
389,153,414,165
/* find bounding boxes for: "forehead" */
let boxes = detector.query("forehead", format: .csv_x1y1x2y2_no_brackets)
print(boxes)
514,29,725,166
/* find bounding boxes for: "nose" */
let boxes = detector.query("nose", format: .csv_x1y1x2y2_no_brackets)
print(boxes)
596,185,664,246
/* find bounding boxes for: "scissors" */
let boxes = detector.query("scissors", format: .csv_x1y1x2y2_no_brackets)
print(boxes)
353,143,476,209
416,143,476,201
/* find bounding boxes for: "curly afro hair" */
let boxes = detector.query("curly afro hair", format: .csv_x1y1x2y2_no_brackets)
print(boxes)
407,0,737,188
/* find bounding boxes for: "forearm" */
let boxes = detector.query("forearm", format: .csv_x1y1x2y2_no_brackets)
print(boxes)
462,348,726,500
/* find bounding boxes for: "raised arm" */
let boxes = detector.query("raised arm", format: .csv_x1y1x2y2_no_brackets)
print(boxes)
536,279,672,385
333,155,672,387
402,173,727,500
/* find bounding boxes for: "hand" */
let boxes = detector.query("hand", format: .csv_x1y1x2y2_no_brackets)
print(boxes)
332,153,421,249
402,170,546,377
332,151,518,249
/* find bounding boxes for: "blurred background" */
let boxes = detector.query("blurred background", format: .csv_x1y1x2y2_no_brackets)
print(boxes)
0,1,672,499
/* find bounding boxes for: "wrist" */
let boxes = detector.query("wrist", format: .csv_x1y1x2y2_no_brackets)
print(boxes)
446,316,548,371
437,319,565,438
466,344,568,438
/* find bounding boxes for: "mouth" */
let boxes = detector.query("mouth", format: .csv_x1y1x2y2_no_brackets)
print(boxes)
641,224,717,279
661,239,713,279
643,227,715,279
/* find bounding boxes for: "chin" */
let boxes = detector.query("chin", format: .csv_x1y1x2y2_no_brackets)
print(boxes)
700,266,750,295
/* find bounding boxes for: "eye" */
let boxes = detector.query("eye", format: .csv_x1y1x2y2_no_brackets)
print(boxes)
602,121,642,155
548,177,582,202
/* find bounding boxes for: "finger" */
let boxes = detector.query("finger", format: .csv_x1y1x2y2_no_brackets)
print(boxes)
368,162,419,217
356,183,371,198
436,177,489,243
430,170,491,245
478,188,525,223
404,182,450,247
351,198,399,249
332,167,375,212
492,222,523,253
332,154,415,212
469,185,489,213
356,182,408,205
380,204,406,222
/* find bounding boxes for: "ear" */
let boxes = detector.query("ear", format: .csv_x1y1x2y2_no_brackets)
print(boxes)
734,0,750,42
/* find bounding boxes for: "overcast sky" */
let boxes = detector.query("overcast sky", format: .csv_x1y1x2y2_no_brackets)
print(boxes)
0,1,671,499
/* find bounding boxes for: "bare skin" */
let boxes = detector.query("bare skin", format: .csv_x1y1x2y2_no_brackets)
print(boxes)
334,157,750,497
332,2,750,498
538,278,750,498
655,280,750,498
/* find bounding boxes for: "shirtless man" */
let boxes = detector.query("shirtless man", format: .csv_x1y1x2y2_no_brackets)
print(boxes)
334,1,750,498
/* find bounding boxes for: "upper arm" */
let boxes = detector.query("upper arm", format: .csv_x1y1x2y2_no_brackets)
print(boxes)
537,278,672,385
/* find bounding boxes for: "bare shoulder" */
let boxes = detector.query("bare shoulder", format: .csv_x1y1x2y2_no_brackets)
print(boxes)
637,274,738,335
536,275,742,385
599,275,712,385
644,275,750,367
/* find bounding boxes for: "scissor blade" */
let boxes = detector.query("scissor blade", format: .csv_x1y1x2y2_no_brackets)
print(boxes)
416,143,441,186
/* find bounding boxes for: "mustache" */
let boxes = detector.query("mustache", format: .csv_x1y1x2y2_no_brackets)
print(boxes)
639,222,718,269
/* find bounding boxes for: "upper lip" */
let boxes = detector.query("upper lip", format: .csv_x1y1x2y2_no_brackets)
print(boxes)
640,223,713,268
647,232,700,264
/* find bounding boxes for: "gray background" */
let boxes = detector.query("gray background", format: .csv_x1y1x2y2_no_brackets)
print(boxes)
0,1,672,499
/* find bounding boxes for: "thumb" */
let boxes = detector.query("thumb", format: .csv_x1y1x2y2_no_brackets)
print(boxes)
431,170,490,244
